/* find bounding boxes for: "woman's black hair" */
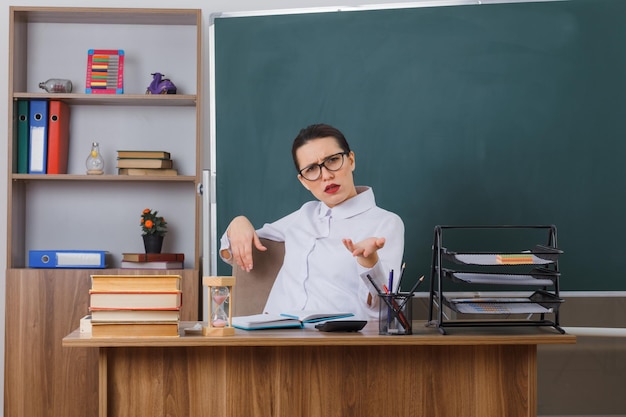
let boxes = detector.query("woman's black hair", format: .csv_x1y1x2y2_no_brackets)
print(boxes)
291,124,351,171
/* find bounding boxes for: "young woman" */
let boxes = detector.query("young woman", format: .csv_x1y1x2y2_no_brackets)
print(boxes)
220,124,404,320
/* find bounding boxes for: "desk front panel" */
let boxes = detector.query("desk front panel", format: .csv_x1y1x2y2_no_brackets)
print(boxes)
104,344,534,417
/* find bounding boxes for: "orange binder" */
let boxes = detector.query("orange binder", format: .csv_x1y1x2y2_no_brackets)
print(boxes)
47,100,70,174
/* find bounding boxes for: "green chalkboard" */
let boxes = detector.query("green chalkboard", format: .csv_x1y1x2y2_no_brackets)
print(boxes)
213,0,626,291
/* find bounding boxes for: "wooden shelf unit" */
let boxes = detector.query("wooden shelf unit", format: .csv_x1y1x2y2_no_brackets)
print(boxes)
4,7,203,417
7,6,203,269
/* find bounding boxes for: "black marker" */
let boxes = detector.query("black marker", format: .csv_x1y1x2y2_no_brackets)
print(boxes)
366,274,384,295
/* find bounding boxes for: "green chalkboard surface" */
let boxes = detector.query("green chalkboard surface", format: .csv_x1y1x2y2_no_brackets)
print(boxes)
213,0,626,291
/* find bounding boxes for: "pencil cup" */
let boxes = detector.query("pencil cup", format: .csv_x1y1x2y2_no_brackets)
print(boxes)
378,293,412,335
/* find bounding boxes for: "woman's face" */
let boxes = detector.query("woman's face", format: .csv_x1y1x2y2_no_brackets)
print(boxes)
296,136,357,208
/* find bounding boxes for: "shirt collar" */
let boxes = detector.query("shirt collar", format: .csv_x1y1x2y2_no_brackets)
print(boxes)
318,186,375,219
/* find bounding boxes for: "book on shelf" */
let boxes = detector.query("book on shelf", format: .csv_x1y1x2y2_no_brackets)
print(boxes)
90,274,181,291
118,168,178,176
117,150,171,159
121,260,184,270
232,311,354,330
116,158,173,169
89,290,182,309
122,253,185,262
90,308,180,323
91,322,179,338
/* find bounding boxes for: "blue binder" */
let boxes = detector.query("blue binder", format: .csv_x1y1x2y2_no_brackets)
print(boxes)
29,250,109,268
28,100,48,174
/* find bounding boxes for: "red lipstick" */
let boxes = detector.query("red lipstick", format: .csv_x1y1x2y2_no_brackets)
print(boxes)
325,183,340,194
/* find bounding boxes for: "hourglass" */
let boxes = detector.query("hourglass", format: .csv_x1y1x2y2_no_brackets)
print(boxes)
202,276,236,336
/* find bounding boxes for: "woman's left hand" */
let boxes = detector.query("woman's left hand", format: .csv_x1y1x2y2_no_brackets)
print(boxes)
342,237,386,268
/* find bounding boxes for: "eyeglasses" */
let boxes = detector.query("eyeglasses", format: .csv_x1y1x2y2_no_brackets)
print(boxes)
298,151,349,181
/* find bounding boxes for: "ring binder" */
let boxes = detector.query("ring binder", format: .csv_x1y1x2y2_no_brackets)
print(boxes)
29,250,109,268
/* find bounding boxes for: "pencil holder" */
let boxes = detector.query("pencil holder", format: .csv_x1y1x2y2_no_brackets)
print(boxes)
378,293,412,335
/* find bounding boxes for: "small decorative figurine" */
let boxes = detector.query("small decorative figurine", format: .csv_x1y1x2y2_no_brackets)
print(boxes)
146,72,177,94
203,276,236,336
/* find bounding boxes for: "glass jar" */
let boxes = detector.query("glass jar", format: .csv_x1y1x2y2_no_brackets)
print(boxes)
38,78,73,93
86,142,104,175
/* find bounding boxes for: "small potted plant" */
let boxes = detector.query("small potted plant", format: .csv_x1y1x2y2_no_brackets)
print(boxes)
140,208,168,253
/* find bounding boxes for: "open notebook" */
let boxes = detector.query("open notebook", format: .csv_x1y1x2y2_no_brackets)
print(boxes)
232,311,354,330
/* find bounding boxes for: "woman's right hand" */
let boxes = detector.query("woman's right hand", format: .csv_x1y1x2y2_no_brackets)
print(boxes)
222,216,267,272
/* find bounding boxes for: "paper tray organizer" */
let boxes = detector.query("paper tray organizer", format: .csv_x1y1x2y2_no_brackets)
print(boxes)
427,225,565,335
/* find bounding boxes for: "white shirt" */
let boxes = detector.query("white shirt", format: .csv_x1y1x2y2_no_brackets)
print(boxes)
220,186,404,320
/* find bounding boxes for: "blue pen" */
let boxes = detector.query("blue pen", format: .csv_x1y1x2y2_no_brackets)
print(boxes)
388,269,394,294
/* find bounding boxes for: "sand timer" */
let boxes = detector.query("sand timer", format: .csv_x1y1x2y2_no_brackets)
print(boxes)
202,276,236,336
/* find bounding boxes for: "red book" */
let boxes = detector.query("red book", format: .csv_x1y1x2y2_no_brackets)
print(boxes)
121,261,184,270
122,253,185,262
46,101,70,174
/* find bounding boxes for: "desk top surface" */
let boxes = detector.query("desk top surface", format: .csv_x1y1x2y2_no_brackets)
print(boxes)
63,321,576,348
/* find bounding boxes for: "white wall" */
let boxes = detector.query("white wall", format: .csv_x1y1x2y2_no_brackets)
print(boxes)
0,0,440,414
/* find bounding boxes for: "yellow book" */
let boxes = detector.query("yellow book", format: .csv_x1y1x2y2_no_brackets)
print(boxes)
116,158,173,169
91,322,179,338
90,309,180,323
118,168,178,176
90,274,181,292
117,150,170,159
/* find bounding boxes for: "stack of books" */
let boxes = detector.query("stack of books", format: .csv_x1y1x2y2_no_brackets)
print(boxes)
121,252,184,269
116,150,177,176
88,274,182,337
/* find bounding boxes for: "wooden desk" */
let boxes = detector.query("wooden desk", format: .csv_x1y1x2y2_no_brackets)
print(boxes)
63,321,575,417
